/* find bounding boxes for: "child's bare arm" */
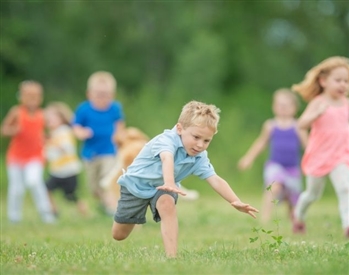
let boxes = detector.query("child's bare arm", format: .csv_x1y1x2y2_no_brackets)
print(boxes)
237,120,272,170
296,127,308,148
298,98,328,129
206,175,259,218
347,98,349,122
156,151,186,196
1,106,19,137
72,125,93,140
113,120,126,145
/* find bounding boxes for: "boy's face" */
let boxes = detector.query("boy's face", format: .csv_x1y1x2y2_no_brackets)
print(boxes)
19,84,43,110
176,123,215,156
87,82,114,110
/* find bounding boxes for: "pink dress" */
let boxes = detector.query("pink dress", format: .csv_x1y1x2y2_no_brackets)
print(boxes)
301,97,349,177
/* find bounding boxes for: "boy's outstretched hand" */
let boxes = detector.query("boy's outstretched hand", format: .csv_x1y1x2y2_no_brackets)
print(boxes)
156,184,187,196
231,201,259,218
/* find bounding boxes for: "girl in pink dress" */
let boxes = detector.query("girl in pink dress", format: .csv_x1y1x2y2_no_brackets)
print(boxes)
292,56,349,238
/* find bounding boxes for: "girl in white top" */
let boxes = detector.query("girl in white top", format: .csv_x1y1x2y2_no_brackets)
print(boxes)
45,102,88,217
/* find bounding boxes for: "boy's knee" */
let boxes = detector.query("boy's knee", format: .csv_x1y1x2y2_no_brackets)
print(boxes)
157,195,176,213
112,227,128,241
112,231,127,241
111,223,133,241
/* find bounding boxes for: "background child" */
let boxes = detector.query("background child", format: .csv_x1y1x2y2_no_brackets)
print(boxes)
1,80,56,223
45,102,88,217
72,71,125,215
238,89,308,223
291,56,349,237
111,100,259,258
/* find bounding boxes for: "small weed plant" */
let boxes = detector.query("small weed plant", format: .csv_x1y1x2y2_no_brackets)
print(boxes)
249,182,286,251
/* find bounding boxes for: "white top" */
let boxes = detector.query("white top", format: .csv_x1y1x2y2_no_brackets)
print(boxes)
45,125,82,178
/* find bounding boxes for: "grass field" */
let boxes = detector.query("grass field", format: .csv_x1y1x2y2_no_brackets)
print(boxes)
1,191,348,275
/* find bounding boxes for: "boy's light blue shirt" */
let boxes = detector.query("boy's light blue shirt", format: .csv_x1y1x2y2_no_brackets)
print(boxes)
117,127,216,199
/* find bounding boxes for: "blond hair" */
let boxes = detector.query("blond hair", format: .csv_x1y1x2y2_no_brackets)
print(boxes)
87,71,117,92
178,101,220,133
19,80,43,93
273,88,300,110
292,56,349,102
46,102,74,125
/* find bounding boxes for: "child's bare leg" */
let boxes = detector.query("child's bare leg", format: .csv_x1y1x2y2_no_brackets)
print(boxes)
261,182,282,223
287,201,294,221
76,200,89,216
48,191,58,215
112,221,135,240
156,194,178,258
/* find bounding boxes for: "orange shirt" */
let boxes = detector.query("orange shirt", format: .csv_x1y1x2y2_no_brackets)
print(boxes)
302,97,349,177
6,106,45,164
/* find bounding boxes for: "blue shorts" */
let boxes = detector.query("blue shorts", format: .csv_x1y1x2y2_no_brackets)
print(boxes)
114,186,178,224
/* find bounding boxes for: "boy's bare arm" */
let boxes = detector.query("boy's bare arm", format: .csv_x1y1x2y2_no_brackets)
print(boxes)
113,120,126,143
206,175,259,218
72,125,93,140
1,106,19,137
156,151,186,196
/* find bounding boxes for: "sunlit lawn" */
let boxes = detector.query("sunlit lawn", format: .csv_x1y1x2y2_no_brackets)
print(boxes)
1,191,348,275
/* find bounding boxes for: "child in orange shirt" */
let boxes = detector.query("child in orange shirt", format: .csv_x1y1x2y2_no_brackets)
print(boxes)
1,81,56,223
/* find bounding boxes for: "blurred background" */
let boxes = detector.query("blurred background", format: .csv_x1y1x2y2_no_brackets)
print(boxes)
1,1,348,197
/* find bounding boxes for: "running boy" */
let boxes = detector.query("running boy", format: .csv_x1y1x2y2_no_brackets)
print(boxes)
72,71,125,215
111,100,259,258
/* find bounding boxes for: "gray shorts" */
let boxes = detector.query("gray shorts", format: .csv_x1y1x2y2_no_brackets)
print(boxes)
114,186,178,224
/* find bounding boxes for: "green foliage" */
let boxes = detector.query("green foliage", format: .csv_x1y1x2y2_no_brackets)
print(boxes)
249,182,287,252
1,2,346,195
1,1,348,100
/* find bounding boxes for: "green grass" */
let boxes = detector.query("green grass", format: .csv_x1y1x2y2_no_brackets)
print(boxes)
1,192,348,275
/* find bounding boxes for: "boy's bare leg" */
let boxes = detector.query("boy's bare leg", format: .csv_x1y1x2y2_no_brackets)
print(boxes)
156,194,178,258
112,222,135,240
261,182,282,223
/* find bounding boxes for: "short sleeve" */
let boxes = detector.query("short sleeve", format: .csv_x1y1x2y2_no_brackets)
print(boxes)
149,132,177,158
72,102,87,126
112,101,124,122
192,152,216,179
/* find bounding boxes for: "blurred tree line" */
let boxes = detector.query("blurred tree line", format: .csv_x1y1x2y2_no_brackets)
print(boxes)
1,1,348,193
1,1,348,106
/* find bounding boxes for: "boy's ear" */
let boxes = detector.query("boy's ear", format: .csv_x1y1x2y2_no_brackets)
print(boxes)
176,123,183,135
